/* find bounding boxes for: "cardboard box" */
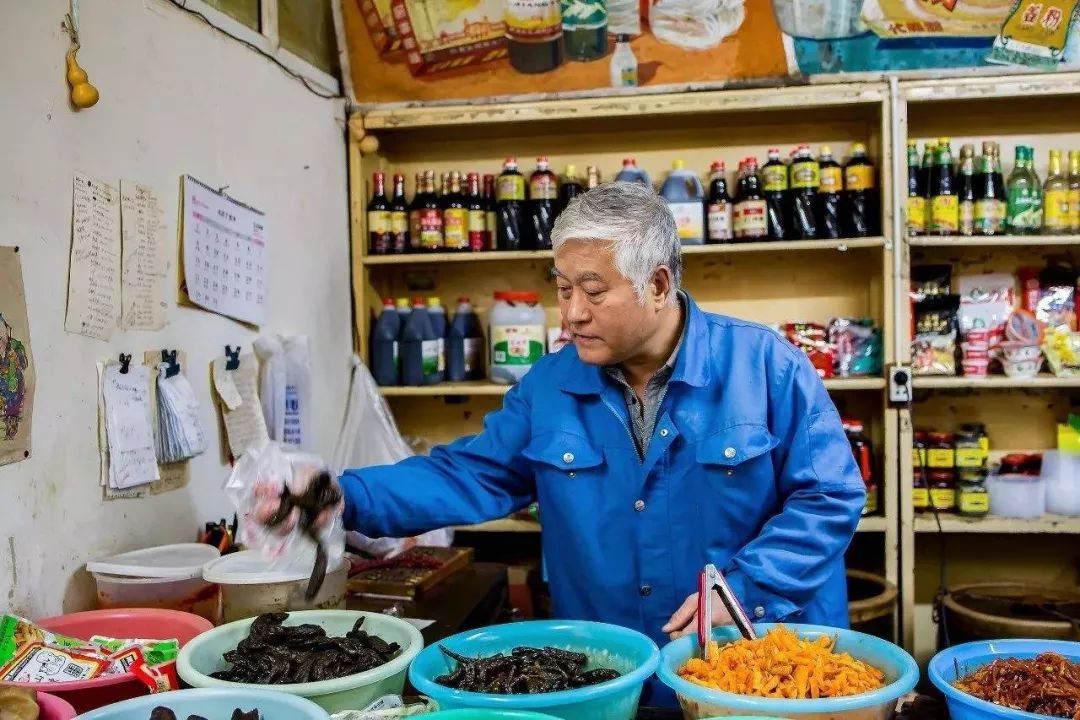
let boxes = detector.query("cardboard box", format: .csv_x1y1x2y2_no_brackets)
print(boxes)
358,0,403,55
392,0,508,76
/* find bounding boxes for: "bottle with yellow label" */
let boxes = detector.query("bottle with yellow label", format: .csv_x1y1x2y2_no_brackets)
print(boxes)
1068,150,1080,232
442,171,468,251
790,144,819,240
929,138,959,235
906,141,925,236
816,146,842,240
957,144,976,236
974,141,1007,236
843,142,878,237
1043,149,1069,235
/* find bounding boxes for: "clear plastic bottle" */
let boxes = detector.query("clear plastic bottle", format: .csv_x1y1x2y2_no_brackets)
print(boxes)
609,33,638,87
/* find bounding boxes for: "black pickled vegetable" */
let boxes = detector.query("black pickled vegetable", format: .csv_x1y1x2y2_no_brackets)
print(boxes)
434,645,621,694
148,708,259,720
266,471,342,600
211,612,401,685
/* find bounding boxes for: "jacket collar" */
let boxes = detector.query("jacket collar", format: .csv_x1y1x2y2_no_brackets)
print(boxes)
561,291,711,396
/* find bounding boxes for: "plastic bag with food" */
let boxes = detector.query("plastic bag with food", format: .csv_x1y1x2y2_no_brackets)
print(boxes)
649,0,745,50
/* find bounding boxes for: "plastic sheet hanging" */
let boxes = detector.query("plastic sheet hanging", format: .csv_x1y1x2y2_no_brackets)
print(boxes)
253,334,312,450
332,356,453,558
649,0,745,50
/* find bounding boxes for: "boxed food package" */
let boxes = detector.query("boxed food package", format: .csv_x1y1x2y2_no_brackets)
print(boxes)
392,0,507,76
359,0,403,55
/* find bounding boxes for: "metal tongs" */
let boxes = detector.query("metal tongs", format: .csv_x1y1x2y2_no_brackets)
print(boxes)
698,563,757,659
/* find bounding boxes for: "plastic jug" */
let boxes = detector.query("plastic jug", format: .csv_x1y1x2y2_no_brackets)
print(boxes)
660,160,706,245
370,298,400,386
400,297,439,387
614,157,651,187
426,297,447,384
447,297,486,382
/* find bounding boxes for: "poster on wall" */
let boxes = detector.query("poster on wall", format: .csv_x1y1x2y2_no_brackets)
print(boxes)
0,247,35,467
342,0,1080,105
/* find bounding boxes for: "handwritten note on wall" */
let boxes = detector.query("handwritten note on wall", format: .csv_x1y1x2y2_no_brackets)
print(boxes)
102,364,159,490
212,354,269,458
120,181,168,330
66,174,121,341
181,176,267,326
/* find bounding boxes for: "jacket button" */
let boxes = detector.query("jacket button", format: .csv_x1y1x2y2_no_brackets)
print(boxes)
659,428,669,437
634,500,645,512
754,606,766,618
726,469,735,477
568,471,576,478
724,447,737,459
639,584,652,597
562,452,574,464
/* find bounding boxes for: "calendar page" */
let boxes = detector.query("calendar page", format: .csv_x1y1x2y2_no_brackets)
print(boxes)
180,175,267,325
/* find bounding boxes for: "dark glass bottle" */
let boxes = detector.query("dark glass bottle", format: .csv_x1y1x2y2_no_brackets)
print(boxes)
906,141,924,237
974,141,1007,235
389,172,409,254
957,144,976,236
929,137,958,236
529,156,558,250
367,171,392,255
706,160,733,243
482,174,497,250
407,172,425,252
760,148,789,241
416,170,444,252
559,164,585,216
734,158,768,241
920,142,936,236
496,158,527,251
506,0,564,74
816,145,842,240
790,144,819,240
466,172,486,252
843,142,879,237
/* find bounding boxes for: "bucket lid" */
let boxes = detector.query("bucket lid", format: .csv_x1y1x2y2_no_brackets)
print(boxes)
202,549,345,585
87,543,220,580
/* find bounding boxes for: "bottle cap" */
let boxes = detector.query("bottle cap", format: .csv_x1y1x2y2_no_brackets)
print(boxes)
426,296,441,306
504,157,518,168
672,159,685,170
768,147,780,155
373,171,385,181
710,160,725,173
565,164,578,177
937,136,951,146
412,296,425,306
851,142,867,154
457,296,470,304
617,33,630,42
623,157,636,166
1050,149,1062,158
383,297,394,306
396,298,410,309
820,145,833,156
537,156,550,167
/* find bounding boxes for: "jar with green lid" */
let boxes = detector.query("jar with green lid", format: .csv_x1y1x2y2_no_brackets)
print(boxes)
957,468,989,517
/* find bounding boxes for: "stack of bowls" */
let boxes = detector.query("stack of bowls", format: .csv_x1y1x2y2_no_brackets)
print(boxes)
999,342,1043,379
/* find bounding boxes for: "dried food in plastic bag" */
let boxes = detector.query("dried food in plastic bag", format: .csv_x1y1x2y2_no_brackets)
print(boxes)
910,264,953,303
912,295,960,376
957,272,1015,343
828,318,882,377
784,322,834,378
1035,262,1078,334
1043,330,1080,377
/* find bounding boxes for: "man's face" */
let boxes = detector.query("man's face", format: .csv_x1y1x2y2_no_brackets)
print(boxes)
553,239,660,366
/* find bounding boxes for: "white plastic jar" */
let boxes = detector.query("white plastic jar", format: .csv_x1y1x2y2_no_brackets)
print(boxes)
489,291,546,384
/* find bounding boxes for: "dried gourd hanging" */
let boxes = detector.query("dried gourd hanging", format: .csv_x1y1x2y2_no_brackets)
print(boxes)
63,3,98,110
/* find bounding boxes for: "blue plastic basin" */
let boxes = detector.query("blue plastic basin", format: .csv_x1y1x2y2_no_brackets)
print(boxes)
408,620,660,720
657,623,919,720
424,712,561,719
928,639,1080,720
75,688,329,720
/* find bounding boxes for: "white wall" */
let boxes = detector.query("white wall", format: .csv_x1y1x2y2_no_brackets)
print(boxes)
0,0,351,616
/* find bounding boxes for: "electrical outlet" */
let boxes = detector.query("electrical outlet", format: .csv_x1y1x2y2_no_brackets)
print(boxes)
888,365,912,406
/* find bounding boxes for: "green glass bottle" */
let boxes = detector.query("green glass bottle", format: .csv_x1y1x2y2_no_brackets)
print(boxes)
1006,146,1043,235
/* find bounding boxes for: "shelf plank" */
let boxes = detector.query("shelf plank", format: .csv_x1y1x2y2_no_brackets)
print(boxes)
912,375,1080,390
457,516,886,533
380,377,885,398
914,514,1080,534
903,72,1080,103
908,235,1080,248
358,83,887,131
362,238,886,267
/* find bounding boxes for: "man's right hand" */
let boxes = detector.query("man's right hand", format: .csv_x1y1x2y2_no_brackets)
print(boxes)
252,465,344,534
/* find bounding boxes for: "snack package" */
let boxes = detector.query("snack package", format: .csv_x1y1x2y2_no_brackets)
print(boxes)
910,264,953,303
392,0,507,76
912,296,960,376
957,272,1016,345
1043,329,1080,377
225,442,345,572
0,616,178,691
828,318,883,377
784,322,835,378
1033,262,1078,334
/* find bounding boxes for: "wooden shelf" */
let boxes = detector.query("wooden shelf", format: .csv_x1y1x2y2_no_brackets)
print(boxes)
908,235,1080,248
914,514,1080,534
361,238,886,266
912,375,1080,390
857,516,888,532
380,377,885,398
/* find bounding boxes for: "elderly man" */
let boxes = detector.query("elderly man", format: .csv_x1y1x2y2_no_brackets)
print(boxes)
266,182,865,705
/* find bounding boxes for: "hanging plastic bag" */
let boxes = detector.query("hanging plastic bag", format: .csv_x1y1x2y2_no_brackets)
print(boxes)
332,356,453,558
254,334,313,450
649,0,745,50
225,441,345,572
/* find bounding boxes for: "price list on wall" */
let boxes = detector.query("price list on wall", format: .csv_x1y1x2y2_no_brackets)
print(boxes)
180,175,267,326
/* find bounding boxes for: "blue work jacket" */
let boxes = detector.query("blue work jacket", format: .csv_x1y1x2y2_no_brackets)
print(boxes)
341,293,865,704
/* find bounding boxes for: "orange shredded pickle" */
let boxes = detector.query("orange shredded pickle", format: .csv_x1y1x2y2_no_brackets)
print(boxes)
678,626,886,699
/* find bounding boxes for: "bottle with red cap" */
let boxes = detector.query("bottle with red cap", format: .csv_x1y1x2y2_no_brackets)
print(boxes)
367,171,392,255
447,296,485,382
614,157,651,187
389,172,409,254
466,172,486,252
496,158,526,251
706,160,733,243
733,157,768,241
530,156,558,249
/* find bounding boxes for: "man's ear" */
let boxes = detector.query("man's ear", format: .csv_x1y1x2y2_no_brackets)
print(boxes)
650,266,673,308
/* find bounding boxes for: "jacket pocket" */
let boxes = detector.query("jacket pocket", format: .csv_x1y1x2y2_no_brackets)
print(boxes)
696,423,780,467
523,431,604,471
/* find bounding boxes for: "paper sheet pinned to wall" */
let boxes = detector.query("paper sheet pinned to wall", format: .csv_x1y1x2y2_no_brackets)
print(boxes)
0,247,35,467
120,181,169,331
179,175,267,326
142,351,191,496
66,174,121,341
212,353,269,458
102,364,159,490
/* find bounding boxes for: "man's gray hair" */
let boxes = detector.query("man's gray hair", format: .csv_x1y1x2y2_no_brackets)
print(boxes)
551,182,682,304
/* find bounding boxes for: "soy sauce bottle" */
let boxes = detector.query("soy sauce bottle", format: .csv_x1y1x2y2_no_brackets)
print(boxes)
816,145,842,240
482,174,498,250
466,172,487,252
706,160,733,243
906,141,925,237
929,137,958,236
760,148,789,241
496,158,526,250
529,156,558,250
559,164,585,216
790,145,819,240
367,171,392,255
389,173,409,254
843,143,879,237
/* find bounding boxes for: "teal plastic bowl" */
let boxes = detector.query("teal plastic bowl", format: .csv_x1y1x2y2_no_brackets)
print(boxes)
425,712,562,719
409,620,660,720
658,623,919,720
176,610,424,713
76,688,329,720
929,639,1080,720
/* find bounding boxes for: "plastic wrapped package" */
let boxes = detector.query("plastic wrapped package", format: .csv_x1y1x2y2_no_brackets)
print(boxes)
956,272,1015,344
828,318,883,377
784,322,834,378
912,296,960,376
649,0,745,49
